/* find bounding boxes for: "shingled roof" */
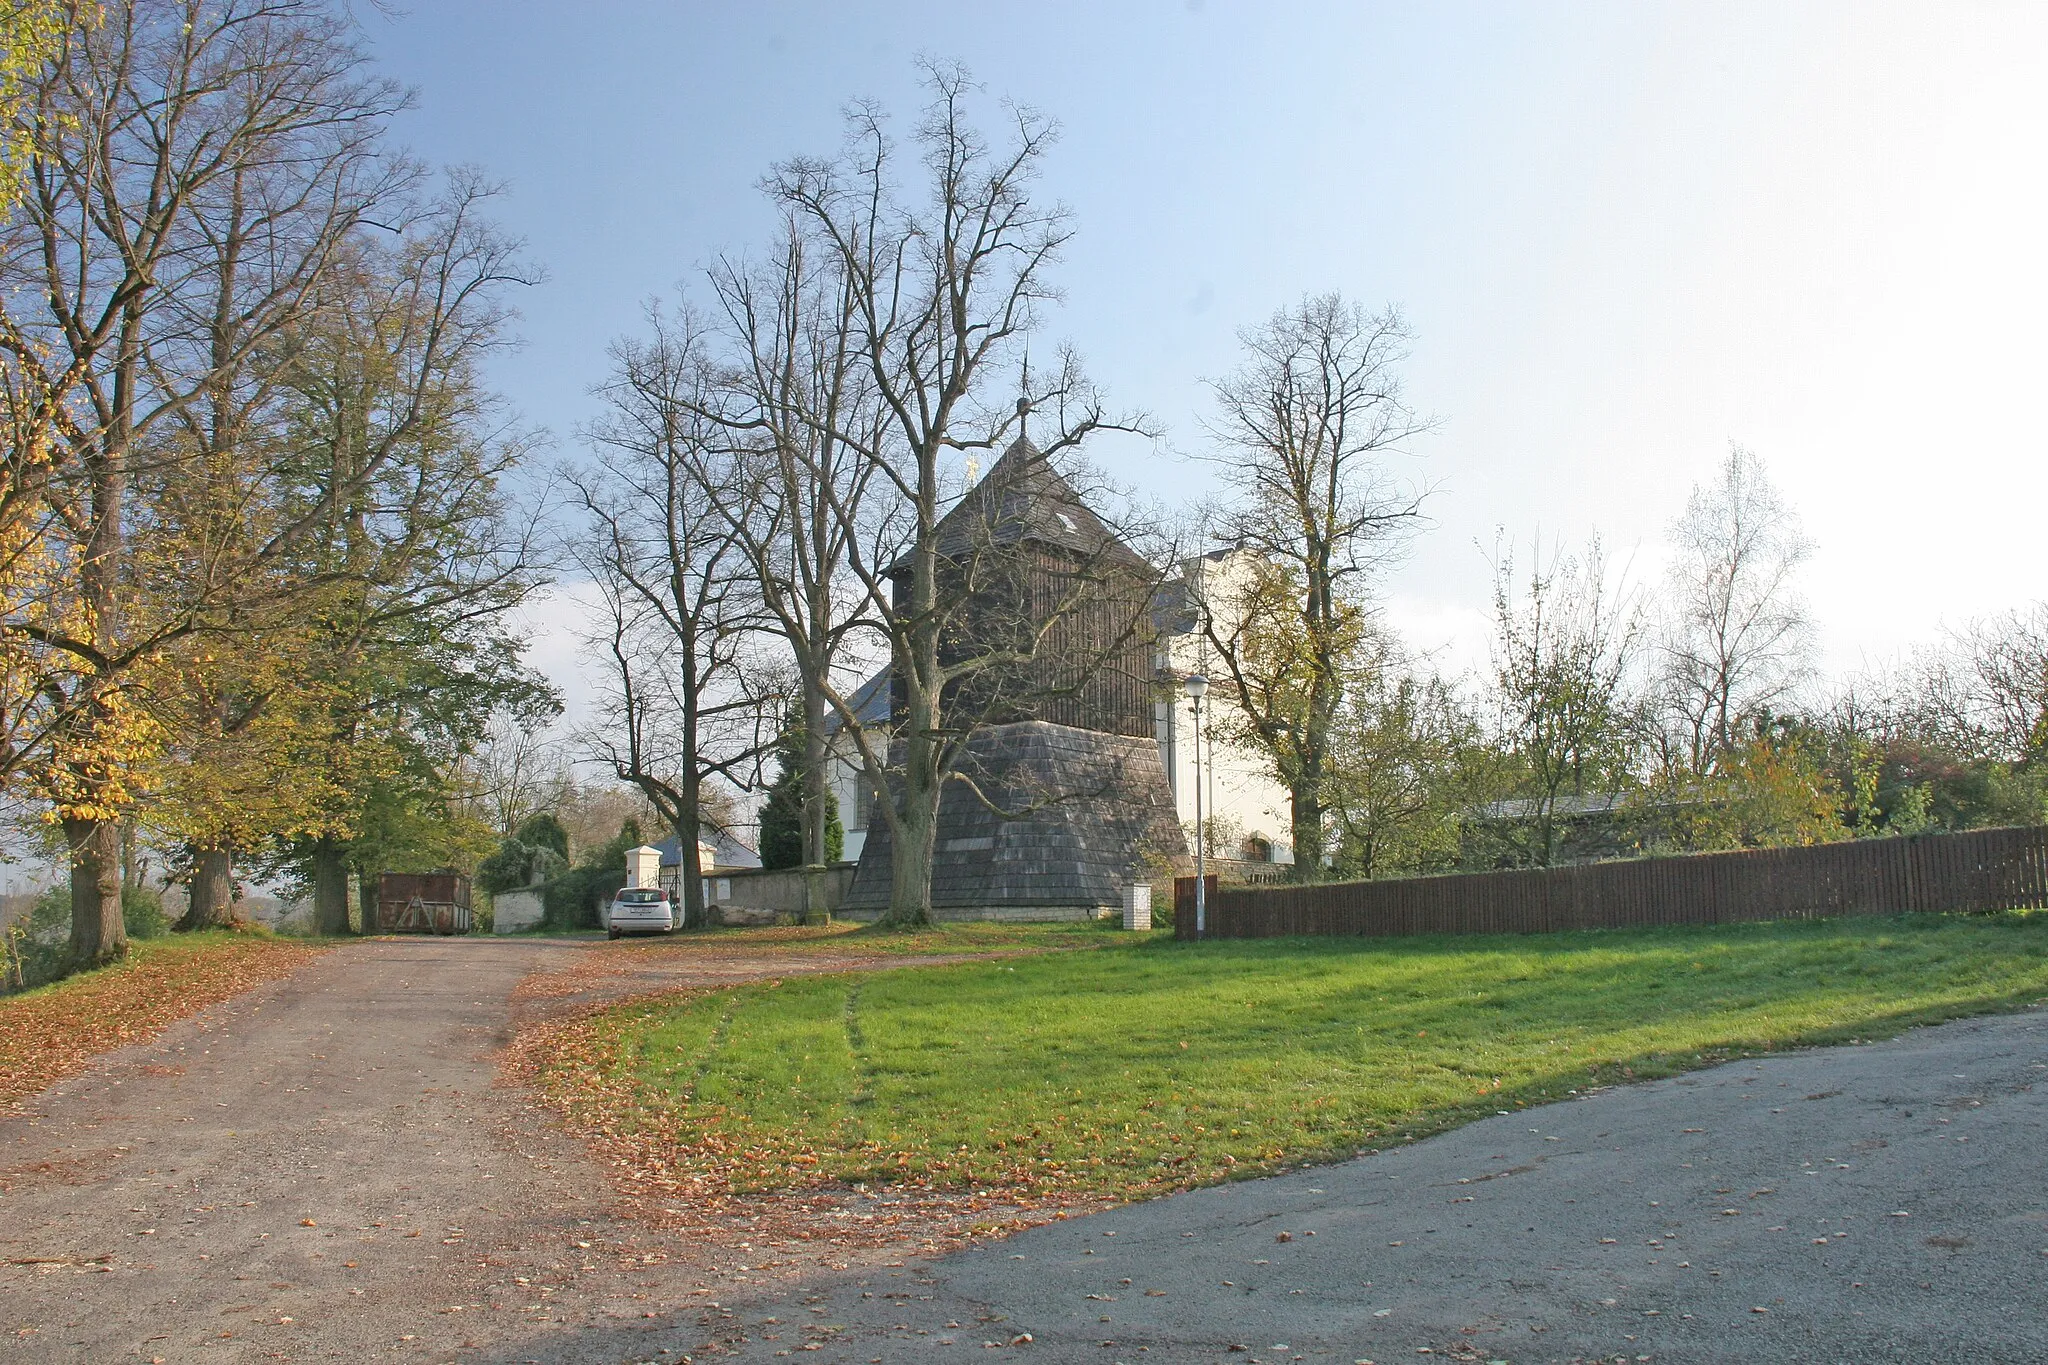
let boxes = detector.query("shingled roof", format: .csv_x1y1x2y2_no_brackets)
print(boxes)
917,437,1153,574
821,667,893,737
840,719,1189,914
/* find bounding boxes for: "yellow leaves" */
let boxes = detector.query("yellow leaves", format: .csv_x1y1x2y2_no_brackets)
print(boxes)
1670,726,1849,853
0,1,77,217
145,627,384,848
34,684,167,822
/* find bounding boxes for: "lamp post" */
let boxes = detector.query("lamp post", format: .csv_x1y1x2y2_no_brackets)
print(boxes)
1184,673,1209,938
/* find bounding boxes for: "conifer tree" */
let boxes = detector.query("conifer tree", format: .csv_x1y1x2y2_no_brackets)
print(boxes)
758,706,841,871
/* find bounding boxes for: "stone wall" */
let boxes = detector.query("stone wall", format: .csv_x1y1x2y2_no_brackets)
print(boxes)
492,888,545,934
708,864,857,926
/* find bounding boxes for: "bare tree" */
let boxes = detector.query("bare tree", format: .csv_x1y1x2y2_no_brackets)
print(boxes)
1947,605,2048,765
1488,533,1646,866
1196,293,1431,879
572,328,780,928
1657,445,1814,775
693,222,882,918
735,65,1145,925
456,714,571,839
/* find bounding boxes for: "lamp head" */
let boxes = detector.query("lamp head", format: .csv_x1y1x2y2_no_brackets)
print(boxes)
1183,673,1209,702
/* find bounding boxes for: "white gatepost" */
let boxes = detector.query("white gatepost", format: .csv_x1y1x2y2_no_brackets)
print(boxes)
1122,882,1152,931
624,845,662,890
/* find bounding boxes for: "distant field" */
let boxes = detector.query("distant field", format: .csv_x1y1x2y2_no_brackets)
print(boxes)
536,912,2048,1203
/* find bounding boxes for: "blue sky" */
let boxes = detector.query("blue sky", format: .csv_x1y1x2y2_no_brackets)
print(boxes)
362,1,2048,716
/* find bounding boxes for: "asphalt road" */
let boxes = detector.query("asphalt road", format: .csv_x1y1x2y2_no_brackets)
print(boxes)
3,938,2043,1365
568,1007,2048,1365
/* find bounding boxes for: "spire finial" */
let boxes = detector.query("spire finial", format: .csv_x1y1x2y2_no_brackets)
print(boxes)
1016,346,1033,441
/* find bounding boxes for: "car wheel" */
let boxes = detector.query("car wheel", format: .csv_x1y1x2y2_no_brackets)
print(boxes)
607,927,621,940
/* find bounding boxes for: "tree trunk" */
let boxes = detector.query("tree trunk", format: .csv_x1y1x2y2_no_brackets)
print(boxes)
672,815,706,930
877,529,942,929
121,820,142,892
882,790,939,928
800,680,831,924
311,838,351,935
879,724,940,927
1289,788,1325,883
180,846,241,930
357,873,381,934
64,817,126,968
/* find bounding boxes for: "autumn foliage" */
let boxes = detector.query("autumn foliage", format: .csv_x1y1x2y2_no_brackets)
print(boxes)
0,933,326,1108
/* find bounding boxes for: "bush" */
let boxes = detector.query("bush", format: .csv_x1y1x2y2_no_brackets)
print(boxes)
8,888,72,989
539,817,644,930
758,705,843,871
124,886,168,940
541,864,623,930
3,885,171,990
515,812,570,859
26,885,67,938
476,836,567,895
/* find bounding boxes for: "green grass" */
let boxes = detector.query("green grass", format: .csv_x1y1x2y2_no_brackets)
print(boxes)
554,912,2048,1200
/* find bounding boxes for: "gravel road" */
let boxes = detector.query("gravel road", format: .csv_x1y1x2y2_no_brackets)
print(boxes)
0,936,1008,1364
4,938,2043,1365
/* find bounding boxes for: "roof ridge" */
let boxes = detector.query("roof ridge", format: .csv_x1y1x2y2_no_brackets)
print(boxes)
921,435,1148,569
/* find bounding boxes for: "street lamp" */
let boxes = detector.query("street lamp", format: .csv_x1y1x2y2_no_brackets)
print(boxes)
1184,673,1209,938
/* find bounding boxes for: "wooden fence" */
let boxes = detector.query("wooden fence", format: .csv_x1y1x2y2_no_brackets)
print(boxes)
1172,824,2048,941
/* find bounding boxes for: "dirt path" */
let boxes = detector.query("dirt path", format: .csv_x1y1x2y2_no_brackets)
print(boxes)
0,935,1038,1364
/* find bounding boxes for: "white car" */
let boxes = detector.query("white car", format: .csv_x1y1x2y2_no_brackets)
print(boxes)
605,887,675,938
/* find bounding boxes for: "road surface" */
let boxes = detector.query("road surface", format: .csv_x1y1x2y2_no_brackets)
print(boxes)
3,938,2043,1364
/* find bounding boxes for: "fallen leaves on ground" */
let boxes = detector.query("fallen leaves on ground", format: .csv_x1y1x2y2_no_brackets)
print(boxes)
508,934,1058,1011
503,949,1110,1262
0,935,327,1108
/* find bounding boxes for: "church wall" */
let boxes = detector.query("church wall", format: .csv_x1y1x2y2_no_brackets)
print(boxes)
1154,550,1301,866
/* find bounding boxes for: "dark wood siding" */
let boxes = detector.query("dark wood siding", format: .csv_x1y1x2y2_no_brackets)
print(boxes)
891,540,1158,739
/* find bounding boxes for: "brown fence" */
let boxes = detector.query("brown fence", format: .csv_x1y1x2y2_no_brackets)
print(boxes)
1172,824,2048,941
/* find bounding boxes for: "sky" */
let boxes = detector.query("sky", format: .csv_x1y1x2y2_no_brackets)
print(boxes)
359,1,2048,724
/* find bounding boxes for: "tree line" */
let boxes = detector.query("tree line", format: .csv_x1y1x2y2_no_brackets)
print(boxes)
1209,384,2048,880
579,63,2048,918
0,0,551,978
7,17,2033,968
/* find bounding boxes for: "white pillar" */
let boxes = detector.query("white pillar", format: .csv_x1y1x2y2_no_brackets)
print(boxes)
624,845,662,890
1122,883,1152,931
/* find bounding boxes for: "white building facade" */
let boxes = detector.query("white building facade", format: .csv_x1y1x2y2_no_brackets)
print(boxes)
1153,548,1297,868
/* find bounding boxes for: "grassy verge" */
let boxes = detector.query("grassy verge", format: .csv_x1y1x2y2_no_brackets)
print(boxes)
536,912,2048,1203
0,931,330,1107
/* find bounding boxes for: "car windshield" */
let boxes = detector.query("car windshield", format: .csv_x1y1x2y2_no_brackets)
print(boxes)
616,889,667,904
